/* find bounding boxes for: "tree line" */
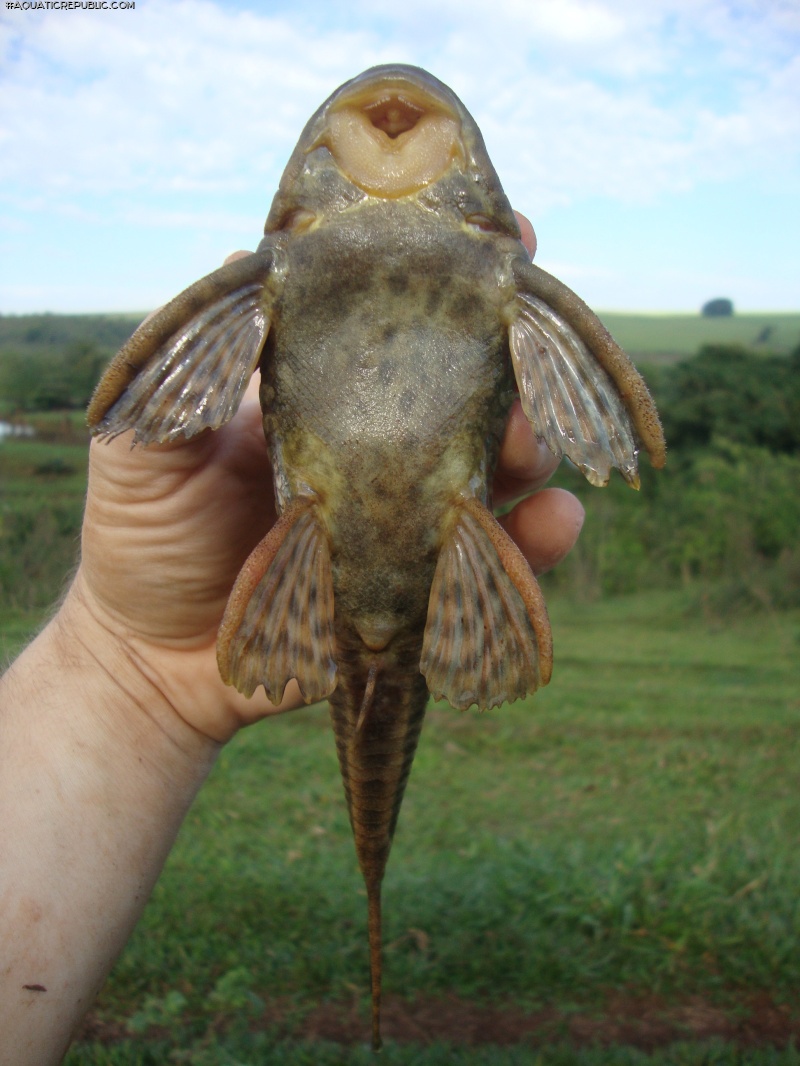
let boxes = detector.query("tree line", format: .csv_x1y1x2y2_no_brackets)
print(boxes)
1,325,798,614
0,313,139,415
545,343,800,611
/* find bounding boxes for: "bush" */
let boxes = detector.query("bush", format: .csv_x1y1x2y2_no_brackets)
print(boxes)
701,297,734,317
543,439,800,607
654,345,800,455
0,340,108,413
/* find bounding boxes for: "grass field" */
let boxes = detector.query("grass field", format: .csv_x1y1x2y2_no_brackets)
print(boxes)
599,312,800,364
2,414,799,1063
0,432,87,625
52,589,799,1064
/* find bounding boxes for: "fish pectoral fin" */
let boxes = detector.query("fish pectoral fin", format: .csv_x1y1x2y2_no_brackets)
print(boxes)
421,496,552,711
509,261,666,488
217,498,337,705
87,246,279,444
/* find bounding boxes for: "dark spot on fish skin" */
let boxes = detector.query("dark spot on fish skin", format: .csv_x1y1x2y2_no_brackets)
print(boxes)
450,292,474,320
425,286,445,316
385,271,409,296
23,984,47,992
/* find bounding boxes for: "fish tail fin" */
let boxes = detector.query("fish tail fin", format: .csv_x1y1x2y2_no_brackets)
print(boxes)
368,879,383,1052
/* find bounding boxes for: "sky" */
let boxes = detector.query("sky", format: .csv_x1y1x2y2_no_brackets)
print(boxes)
1,0,798,314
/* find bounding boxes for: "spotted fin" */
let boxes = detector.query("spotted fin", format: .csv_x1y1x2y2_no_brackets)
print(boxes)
217,498,337,705
510,261,666,488
421,497,552,710
87,249,277,444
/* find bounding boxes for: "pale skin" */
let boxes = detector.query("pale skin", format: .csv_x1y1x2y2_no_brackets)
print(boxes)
0,217,585,1065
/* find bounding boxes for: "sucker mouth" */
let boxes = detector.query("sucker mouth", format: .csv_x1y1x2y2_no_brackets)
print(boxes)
361,94,426,138
320,78,464,198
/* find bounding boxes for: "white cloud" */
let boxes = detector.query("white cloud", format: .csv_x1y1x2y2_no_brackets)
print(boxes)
1,0,798,310
1,2,380,196
2,0,797,210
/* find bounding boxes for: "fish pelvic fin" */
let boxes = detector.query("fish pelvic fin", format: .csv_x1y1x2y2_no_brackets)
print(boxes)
87,247,280,444
509,260,666,488
217,497,337,705
421,496,552,710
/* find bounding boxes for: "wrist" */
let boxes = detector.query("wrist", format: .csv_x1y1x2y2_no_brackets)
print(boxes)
52,572,222,773
0,578,219,1066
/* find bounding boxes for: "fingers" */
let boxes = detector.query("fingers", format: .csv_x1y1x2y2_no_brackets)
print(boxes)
494,399,560,505
514,211,537,259
496,207,581,578
494,387,584,576
224,250,254,265
498,487,585,576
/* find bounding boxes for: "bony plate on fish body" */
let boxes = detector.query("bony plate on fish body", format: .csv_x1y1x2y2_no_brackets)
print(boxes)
88,64,666,1051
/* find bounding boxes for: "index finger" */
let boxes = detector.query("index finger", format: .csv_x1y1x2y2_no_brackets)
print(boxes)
493,399,559,506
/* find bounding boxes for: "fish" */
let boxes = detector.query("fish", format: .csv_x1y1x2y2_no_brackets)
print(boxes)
87,64,666,1050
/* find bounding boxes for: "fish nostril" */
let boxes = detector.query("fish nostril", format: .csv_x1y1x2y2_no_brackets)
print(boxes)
363,96,425,138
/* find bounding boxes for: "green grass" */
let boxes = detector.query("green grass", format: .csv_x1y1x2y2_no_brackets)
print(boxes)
599,313,800,363
0,437,89,496
3,417,799,1062
65,1038,800,1065
0,435,87,620
57,589,800,1062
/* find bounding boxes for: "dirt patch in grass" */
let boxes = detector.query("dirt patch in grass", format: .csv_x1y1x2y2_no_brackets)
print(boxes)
289,992,799,1050
77,992,799,1051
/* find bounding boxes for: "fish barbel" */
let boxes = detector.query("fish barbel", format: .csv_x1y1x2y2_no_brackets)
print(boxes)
88,65,665,1050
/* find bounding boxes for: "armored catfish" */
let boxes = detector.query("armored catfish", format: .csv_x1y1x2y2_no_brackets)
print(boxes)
87,64,666,1050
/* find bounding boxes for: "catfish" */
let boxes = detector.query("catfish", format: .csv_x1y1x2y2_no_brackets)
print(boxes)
87,64,665,1050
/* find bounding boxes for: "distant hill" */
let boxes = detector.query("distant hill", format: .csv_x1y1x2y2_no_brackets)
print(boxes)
600,312,800,364
0,312,143,359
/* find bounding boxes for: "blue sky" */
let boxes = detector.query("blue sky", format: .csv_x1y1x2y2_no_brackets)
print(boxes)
1,0,798,313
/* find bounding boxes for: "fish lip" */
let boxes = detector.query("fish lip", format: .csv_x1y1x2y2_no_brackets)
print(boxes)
308,64,466,199
324,64,462,126
265,64,518,234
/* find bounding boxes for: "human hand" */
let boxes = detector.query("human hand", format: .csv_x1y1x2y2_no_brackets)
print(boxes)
71,213,582,744
495,212,584,575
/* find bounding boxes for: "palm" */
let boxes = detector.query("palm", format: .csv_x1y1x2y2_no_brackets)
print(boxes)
78,385,292,736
